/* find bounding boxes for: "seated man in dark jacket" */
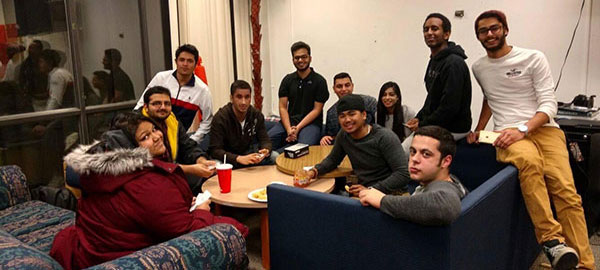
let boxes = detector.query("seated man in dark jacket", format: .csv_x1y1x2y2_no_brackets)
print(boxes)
359,125,468,225
209,80,273,169
140,86,215,191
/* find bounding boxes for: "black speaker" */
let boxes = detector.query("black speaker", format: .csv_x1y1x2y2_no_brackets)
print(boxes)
557,118,600,235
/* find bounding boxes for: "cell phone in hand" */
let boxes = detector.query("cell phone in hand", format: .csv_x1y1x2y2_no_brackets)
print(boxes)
479,130,501,144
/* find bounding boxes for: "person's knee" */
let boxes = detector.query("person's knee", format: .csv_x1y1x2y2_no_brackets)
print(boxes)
552,184,583,210
297,125,321,145
501,146,544,173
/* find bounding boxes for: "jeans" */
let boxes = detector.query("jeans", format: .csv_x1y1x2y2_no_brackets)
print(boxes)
267,122,322,153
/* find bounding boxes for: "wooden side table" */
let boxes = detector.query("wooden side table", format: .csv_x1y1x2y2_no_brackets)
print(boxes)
275,145,353,178
202,165,335,269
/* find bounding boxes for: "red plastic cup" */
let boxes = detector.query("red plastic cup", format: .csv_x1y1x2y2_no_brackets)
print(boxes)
216,163,233,193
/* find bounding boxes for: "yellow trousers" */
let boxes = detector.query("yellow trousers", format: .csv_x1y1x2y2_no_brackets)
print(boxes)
496,127,594,269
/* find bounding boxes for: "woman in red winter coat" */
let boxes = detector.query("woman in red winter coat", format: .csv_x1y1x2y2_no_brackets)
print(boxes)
50,113,248,270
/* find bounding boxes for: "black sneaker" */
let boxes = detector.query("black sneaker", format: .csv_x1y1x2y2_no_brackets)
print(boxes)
542,240,579,270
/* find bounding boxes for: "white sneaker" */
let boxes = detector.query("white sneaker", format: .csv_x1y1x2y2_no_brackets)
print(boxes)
543,240,579,270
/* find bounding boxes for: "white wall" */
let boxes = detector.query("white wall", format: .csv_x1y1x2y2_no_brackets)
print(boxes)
261,0,599,129
588,0,600,96
179,0,236,110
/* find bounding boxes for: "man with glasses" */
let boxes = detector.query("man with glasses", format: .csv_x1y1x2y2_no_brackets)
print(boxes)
468,10,594,270
403,13,472,153
141,86,215,193
268,41,329,152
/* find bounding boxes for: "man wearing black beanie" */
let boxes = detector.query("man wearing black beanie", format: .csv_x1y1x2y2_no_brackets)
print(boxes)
307,94,410,196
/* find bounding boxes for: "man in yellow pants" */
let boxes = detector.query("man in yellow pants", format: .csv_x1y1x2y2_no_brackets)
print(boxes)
468,10,595,270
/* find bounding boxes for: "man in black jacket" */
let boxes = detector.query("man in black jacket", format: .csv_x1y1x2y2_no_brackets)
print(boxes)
405,13,472,151
209,80,273,168
141,86,215,192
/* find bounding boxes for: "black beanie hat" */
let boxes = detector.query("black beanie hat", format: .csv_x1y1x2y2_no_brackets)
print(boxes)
337,94,365,114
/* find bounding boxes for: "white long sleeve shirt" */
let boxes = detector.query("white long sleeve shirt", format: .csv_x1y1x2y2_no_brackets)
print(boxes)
472,46,558,131
46,67,74,110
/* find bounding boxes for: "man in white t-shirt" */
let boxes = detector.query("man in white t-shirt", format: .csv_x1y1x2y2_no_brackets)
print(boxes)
467,10,594,270
39,49,73,111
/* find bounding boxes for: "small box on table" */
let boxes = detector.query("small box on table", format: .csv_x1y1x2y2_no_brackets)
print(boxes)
284,143,309,159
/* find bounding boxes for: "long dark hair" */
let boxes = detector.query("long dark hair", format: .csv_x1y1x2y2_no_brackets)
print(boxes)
87,112,159,154
377,81,405,140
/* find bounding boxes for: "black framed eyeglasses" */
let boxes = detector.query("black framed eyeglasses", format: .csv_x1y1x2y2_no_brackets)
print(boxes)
477,24,502,36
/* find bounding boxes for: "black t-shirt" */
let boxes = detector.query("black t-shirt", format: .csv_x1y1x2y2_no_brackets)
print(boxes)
278,68,329,126
109,67,135,101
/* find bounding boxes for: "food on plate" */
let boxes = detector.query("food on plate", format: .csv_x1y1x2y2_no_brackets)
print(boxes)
251,188,267,200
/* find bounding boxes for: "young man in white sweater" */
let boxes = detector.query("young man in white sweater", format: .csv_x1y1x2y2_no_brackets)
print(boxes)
467,10,594,270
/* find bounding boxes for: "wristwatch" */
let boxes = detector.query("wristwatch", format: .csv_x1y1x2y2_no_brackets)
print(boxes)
517,124,529,135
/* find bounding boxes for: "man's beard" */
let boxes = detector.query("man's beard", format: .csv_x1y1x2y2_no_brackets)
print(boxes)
151,111,169,121
295,63,310,72
483,34,506,52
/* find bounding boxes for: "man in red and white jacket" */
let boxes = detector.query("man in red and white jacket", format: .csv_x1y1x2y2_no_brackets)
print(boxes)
135,44,213,144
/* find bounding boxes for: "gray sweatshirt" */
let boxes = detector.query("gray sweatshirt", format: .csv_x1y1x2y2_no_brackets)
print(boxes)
379,175,468,226
315,124,410,193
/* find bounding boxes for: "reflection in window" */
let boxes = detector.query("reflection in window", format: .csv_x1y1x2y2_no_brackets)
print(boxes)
0,0,73,114
103,48,135,102
0,118,79,188
88,109,132,141
0,0,166,188
39,48,74,110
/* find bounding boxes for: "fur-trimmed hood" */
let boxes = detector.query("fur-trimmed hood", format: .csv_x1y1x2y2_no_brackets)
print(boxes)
65,142,153,176
65,142,157,194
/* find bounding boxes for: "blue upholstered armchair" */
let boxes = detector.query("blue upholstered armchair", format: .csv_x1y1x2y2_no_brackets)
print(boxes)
0,165,248,269
267,142,540,270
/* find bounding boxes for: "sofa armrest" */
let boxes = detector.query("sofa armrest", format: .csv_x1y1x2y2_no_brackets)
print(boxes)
0,229,63,270
0,165,31,210
268,184,452,270
450,166,539,269
86,223,248,270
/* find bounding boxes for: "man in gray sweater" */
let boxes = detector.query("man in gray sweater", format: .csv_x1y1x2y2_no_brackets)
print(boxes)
359,125,468,225
307,94,410,196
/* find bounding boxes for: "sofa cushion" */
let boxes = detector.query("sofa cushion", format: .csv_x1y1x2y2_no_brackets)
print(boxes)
87,223,248,270
0,200,74,253
0,165,31,211
0,229,63,270
451,140,507,191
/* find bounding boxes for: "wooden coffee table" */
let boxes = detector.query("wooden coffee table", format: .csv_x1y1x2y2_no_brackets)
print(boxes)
202,165,335,269
276,145,353,178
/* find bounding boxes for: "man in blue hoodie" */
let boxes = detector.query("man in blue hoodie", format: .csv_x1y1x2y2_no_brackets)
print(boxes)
404,13,472,151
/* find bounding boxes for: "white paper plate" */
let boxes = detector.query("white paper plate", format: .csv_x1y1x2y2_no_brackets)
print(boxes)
248,188,268,203
247,182,286,203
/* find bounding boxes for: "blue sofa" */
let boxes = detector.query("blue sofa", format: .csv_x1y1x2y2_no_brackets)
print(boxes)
0,165,248,269
267,142,540,270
